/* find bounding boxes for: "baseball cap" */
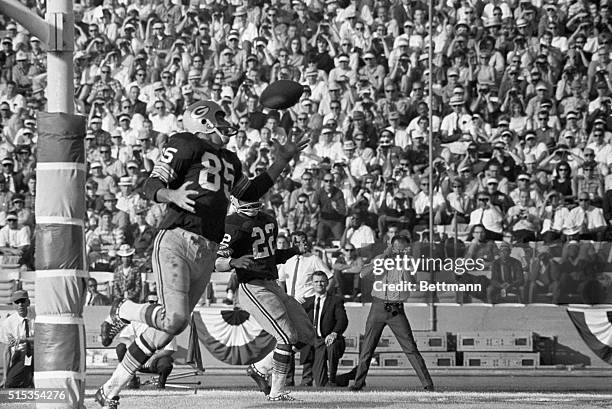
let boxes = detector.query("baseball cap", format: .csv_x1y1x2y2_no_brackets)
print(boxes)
11,290,29,303
343,140,356,150
118,176,133,186
1,157,13,166
15,51,27,61
449,96,464,106
90,161,102,169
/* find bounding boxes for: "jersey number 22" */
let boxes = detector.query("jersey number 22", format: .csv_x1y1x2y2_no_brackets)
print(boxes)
252,223,275,259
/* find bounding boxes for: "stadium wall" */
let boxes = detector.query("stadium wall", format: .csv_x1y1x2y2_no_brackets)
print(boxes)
0,305,608,370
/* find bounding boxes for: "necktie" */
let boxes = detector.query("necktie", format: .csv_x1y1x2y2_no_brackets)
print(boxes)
479,208,485,225
290,256,300,297
314,297,320,336
24,318,29,338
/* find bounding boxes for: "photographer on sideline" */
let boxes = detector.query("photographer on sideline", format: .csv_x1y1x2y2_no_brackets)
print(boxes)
342,235,434,391
0,290,34,388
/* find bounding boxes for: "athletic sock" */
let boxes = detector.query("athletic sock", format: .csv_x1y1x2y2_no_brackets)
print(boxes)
269,345,292,397
253,350,274,377
119,299,162,327
103,335,155,398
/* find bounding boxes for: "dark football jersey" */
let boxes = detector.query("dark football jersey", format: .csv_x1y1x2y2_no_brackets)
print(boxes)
218,212,297,283
144,132,253,242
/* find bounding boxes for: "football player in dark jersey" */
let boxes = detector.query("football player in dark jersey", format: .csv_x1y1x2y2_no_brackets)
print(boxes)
215,197,315,401
95,100,308,408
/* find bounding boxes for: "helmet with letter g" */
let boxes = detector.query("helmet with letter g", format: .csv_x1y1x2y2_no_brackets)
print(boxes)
182,100,237,146
230,195,263,217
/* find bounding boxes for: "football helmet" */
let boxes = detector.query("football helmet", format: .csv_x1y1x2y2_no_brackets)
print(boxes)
183,100,237,141
230,196,263,217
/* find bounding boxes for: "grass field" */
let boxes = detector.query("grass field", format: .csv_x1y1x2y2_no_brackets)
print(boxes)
76,389,612,409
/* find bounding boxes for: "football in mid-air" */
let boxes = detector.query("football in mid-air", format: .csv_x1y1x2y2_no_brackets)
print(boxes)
259,80,304,110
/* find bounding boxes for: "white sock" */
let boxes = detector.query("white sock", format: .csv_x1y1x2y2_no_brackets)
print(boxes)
103,363,133,399
253,350,274,377
269,371,286,397
119,299,150,323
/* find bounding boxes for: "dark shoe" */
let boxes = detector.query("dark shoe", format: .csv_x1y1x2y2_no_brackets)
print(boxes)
222,298,233,305
247,364,271,395
424,384,435,392
157,374,169,389
349,384,364,391
100,298,128,347
335,367,357,387
326,382,338,387
94,387,119,408
128,376,140,390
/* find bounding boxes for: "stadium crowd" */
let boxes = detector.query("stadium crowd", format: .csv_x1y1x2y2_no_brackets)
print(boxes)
1,0,612,304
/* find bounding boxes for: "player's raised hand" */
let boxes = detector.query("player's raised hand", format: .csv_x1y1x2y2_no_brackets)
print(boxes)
170,181,199,213
273,131,310,162
230,254,254,269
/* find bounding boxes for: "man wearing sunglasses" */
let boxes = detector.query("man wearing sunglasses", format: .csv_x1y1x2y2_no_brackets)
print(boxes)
0,290,34,388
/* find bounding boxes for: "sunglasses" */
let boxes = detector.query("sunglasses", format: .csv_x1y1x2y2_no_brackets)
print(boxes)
323,179,333,183
452,185,462,188
344,248,355,252
478,198,489,202
579,198,590,202
101,70,110,74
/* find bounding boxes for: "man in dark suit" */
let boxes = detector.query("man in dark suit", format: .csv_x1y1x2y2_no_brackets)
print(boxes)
86,278,111,306
302,271,348,387
487,242,524,303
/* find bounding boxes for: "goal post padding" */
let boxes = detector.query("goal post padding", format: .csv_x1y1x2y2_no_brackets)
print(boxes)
34,112,87,409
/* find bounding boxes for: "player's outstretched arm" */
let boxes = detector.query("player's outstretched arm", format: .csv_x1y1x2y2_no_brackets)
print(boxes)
266,130,310,181
234,131,310,201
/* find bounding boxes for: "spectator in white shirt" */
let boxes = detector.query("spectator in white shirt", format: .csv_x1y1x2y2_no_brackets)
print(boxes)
149,100,178,135
339,140,368,180
562,192,607,241
278,231,333,304
539,191,569,243
440,96,472,141
469,192,505,241
314,126,343,163
340,213,376,250
0,212,30,265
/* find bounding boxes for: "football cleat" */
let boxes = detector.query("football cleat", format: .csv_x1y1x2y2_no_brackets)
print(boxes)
266,392,296,402
100,298,128,347
246,364,271,395
94,387,119,409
